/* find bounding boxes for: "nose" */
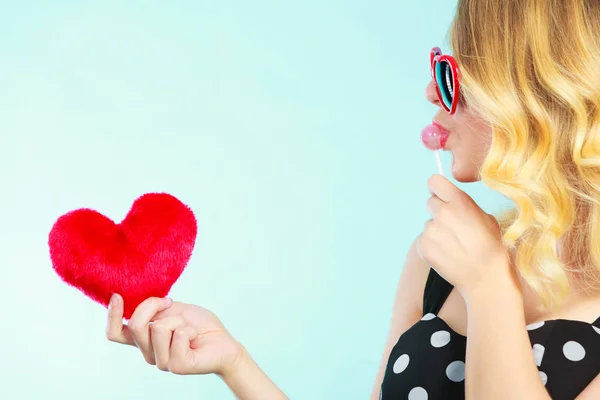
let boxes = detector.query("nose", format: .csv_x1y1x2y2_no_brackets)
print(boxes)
425,79,441,106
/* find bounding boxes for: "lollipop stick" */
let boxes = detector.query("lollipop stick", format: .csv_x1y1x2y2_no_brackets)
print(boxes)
435,150,444,176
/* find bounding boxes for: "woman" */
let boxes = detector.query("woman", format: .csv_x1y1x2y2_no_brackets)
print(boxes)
106,0,600,399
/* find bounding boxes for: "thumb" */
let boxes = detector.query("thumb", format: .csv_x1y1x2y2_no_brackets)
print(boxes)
169,326,199,374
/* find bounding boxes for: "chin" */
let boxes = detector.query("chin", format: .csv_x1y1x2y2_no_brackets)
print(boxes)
453,174,480,183
450,157,481,183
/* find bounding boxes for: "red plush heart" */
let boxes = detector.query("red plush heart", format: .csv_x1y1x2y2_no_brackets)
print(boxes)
49,193,197,319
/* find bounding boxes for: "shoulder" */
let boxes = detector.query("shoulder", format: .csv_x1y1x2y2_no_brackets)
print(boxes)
369,236,434,399
395,236,434,316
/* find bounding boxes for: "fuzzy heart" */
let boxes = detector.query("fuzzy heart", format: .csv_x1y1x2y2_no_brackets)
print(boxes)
49,193,197,319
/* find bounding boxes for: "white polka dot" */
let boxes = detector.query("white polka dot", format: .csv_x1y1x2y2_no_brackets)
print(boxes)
446,360,466,382
563,341,586,362
593,325,600,335
393,354,410,374
526,321,545,330
430,330,451,348
532,344,545,367
421,313,436,321
408,386,428,400
539,371,548,386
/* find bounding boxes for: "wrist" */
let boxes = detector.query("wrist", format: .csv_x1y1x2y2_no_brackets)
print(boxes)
218,343,289,399
219,341,253,381
465,281,524,316
462,258,522,308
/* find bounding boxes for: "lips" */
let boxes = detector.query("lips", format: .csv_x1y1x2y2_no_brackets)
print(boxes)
421,120,451,151
432,120,450,148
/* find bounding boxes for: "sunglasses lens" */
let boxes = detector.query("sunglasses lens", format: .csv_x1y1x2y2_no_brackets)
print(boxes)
435,60,454,110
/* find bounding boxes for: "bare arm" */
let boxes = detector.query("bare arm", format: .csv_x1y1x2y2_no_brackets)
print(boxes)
463,265,600,398
463,267,551,400
369,237,431,400
220,347,289,400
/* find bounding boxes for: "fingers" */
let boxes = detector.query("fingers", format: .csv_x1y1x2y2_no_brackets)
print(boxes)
127,297,173,365
419,222,443,267
105,294,134,345
150,315,186,371
169,326,198,375
426,195,445,218
427,174,456,202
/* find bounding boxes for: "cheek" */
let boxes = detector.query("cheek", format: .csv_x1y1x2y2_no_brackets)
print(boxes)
478,127,494,159
471,129,493,158
448,119,492,182
457,116,492,156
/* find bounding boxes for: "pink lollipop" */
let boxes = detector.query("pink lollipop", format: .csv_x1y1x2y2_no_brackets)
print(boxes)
421,121,450,175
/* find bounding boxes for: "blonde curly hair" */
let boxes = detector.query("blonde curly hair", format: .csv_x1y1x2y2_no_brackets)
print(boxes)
448,0,600,310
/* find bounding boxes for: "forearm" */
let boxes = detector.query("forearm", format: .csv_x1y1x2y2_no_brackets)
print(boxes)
219,348,289,400
463,277,551,400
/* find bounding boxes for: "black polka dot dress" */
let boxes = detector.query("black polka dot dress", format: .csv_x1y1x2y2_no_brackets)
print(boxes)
379,268,600,400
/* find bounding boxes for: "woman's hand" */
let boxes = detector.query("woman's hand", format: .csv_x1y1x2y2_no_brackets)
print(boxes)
106,294,246,377
417,174,519,301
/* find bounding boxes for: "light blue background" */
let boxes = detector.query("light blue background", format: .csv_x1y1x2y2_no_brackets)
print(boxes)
0,1,508,399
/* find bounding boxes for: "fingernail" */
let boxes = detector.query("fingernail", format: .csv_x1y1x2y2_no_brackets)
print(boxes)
164,297,172,305
110,294,117,307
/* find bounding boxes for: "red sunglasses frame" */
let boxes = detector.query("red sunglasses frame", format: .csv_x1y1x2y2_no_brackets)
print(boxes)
430,47,461,115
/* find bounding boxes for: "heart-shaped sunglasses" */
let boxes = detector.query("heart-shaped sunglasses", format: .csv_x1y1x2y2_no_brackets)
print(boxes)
430,47,461,115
